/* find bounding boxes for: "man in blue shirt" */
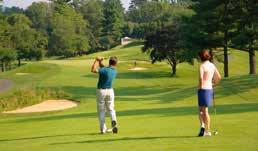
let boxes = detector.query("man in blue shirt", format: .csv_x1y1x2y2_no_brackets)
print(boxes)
91,56,118,134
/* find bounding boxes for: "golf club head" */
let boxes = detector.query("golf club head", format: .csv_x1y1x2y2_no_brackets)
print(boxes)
213,130,218,135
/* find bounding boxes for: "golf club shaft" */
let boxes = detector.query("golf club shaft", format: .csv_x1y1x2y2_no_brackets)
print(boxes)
213,89,218,135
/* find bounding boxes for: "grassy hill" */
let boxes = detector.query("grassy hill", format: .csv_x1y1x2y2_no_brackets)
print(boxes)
0,44,257,151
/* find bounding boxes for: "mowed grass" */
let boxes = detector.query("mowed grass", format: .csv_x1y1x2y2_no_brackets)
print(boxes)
0,63,60,98
0,44,257,151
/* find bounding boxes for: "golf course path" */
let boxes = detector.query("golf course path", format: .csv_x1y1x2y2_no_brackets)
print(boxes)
3,100,78,114
0,79,13,93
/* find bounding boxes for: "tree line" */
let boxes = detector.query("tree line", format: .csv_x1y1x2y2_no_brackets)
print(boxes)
0,0,257,77
142,0,257,76
0,0,124,71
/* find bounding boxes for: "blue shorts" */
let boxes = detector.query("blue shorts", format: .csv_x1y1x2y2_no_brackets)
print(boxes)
198,89,213,107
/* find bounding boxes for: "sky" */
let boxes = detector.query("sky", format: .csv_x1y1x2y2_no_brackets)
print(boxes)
3,0,48,9
3,0,131,10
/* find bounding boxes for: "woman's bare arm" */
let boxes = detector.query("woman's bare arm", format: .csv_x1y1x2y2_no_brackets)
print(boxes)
199,66,204,89
213,67,221,85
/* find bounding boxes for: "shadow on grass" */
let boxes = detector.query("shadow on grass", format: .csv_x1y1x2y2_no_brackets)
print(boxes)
0,134,195,143
61,86,96,100
9,103,258,123
83,71,173,79
116,86,196,104
118,71,173,79
78,72,257,103
215,75,258,99
50,135,195,145
0,132,99,142
54,85,196,103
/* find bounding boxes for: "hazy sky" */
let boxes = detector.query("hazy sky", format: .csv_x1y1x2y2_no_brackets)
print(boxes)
3,0,48,9
3,0,131,10
122,0,130,10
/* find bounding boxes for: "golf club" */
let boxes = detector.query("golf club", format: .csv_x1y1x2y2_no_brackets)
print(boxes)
213,91,219,135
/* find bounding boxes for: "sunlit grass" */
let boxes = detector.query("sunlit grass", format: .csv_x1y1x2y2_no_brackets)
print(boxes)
0,44,257,151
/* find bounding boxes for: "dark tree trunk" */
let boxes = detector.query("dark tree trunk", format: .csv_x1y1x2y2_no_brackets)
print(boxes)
172,51,177,76
209,49,214,63
8,62,11,70
166,56,176,76
249,46,256,75
224,29,229,77
6,62,8,71
18,58,21,66
2,61,5,72
172,61,177,75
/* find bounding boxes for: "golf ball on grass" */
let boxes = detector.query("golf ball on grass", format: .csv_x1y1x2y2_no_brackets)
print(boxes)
214,131,218,135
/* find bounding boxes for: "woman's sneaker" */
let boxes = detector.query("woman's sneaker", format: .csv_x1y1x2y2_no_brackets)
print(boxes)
198,127,205,137
204,131,212,137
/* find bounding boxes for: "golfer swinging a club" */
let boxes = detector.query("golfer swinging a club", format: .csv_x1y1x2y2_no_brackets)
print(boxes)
197,50,221,137
91,56,118,134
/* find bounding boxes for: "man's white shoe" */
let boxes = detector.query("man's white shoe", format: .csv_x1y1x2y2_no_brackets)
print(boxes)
204,131,212,137
106,128,113,133
100,128,112,134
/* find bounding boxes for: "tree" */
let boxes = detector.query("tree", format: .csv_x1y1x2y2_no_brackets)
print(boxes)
232,0,257,75
3,7,23,15
127,1,171,24
50,0,72,4
190,0,236,77
99,36,116,50
122,22,134,37
28,31,48,60
0,47,17,72
126,1,193,38
102,0,124,41
0,14,12,48
26,2,52,32
7,14,33,65
48,2,89,57
6,14,48,64
142,23,192,75
72,0,104,51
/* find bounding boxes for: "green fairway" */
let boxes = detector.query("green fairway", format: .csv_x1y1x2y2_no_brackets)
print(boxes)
0,45,257,151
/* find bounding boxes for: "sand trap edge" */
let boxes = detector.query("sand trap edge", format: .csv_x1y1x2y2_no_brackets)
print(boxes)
2,99,79,114
15,73,31,76
128,67,147,71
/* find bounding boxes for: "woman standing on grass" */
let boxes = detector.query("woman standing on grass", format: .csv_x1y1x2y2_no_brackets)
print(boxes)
197,49,221,137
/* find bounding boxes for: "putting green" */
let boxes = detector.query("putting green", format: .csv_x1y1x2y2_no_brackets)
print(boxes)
0,45,257,151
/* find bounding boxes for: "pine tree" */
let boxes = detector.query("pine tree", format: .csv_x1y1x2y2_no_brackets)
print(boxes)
232,0,257,75
190,0,236,77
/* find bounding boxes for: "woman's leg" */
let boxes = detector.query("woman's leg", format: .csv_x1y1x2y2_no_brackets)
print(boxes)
200,107,210,132
206,108,211,132
199,107,205,128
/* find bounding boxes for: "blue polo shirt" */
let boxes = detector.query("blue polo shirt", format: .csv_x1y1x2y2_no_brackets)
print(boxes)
97,67,117,89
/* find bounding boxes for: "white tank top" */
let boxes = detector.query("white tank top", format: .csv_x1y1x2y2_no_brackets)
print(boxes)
199,61,216,89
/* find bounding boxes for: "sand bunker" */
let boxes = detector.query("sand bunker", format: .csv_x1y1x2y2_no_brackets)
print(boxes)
3,100,78,114
15,73,31,75
128,67,147,71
